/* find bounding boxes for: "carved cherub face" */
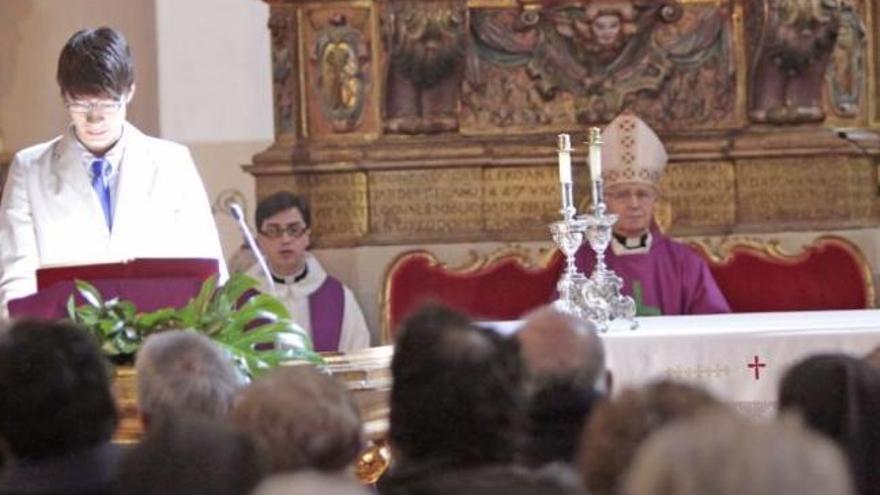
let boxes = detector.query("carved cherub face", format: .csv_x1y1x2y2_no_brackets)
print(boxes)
593,13,622,47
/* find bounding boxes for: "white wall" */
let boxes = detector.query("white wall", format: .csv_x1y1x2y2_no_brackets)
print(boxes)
0,0,159,148
152,0,274,257
153,0,273,143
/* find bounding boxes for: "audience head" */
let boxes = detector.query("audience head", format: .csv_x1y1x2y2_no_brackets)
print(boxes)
135,330,243,429
516,306,605,466
255,191,312,276
0,319,117,461
623,411,853,495
779,353,880,495
389,304,524,467
116,416,262,495
251,471,371,495
381,464,587,495
577,380,722,495
517,305,606,392
229,365,363,475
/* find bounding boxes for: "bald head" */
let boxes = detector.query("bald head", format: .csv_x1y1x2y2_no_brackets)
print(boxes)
517,306,605,389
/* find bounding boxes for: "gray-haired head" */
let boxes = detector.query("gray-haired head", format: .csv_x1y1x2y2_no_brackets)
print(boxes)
135,331,243,428
517,305,606,392
623,411,854,495
251,471,370,495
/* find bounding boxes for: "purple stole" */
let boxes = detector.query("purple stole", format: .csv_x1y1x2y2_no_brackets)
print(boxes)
308,276,345,351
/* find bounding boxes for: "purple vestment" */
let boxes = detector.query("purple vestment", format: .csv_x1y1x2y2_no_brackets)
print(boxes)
308,276,345,352
574,226,731,316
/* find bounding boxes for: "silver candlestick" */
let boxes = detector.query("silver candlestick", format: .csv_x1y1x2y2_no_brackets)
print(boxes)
550,128,637,332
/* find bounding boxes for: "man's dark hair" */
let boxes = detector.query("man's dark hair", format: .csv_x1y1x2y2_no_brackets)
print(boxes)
0,319,118,460
255,191,312,231
57,27,135,99
388,304,524,467
779,353,880,495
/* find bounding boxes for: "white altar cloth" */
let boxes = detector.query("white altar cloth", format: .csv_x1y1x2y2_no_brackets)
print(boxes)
491,309,880,417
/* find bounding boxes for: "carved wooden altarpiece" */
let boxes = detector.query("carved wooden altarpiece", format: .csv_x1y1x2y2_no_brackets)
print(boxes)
253,0,880,248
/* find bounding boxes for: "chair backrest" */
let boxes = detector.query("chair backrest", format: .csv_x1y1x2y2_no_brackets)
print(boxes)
381,247,565,343
689,235,875,312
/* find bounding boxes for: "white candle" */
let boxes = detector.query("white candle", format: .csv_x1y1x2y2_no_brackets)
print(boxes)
558,133,572,184
588,127,602,181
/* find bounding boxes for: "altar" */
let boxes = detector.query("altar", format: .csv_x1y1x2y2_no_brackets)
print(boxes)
493,309,880,416
329,309,880,432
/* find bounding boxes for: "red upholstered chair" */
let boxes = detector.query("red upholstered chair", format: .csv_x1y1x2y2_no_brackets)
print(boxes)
689,235,875,312
381,247,565,343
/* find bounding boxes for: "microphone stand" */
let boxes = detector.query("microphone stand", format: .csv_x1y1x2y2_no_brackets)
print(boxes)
229,203,276,294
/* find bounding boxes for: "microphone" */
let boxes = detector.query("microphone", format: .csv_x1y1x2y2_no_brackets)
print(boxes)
229,203,276,294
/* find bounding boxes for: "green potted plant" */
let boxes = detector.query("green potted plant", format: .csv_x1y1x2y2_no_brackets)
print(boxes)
67,272,321,378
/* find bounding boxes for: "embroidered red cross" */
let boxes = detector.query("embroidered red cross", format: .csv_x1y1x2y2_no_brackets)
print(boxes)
747,355,766,380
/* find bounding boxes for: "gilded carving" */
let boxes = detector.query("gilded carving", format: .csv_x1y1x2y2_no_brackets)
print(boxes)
826,1,867,118
461,63,577,132
483,166,561,232
369,168,483,236
736,156,878,226
745,0,858,124
269,6,298,137
635,5,739,129
310,13,372,132
382,0,468,134
252,0,880,248
466,0,736,127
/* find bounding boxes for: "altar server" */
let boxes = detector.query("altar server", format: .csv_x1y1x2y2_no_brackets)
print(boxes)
247,191,370,351
0,27,226,316
574,113,730,315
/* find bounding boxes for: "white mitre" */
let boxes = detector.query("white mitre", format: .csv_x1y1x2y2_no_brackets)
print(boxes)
600,113,668,190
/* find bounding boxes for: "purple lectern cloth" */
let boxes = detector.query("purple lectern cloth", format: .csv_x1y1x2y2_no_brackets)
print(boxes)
574,228,731,316
8,277,206,319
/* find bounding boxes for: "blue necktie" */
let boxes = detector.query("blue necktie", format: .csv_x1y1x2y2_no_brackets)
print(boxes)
91,158,113,231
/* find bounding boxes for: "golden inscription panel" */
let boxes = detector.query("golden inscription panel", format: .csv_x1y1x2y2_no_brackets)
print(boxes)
483,166,561,233
736,156,878,228
661,161,736,234
369,168,483,238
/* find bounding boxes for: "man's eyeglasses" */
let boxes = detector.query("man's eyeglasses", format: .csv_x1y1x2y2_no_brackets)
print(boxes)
65,98,126,115
260,223,309,239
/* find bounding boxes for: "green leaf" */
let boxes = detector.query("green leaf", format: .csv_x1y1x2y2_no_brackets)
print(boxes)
135,308,179,330
66,295,77,321
192,275,219,316
218,273,260,304
65,271,323,379
239,293,293,320
74,279,104,307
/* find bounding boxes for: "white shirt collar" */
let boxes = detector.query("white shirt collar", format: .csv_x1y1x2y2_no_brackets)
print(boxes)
611,230,653,256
